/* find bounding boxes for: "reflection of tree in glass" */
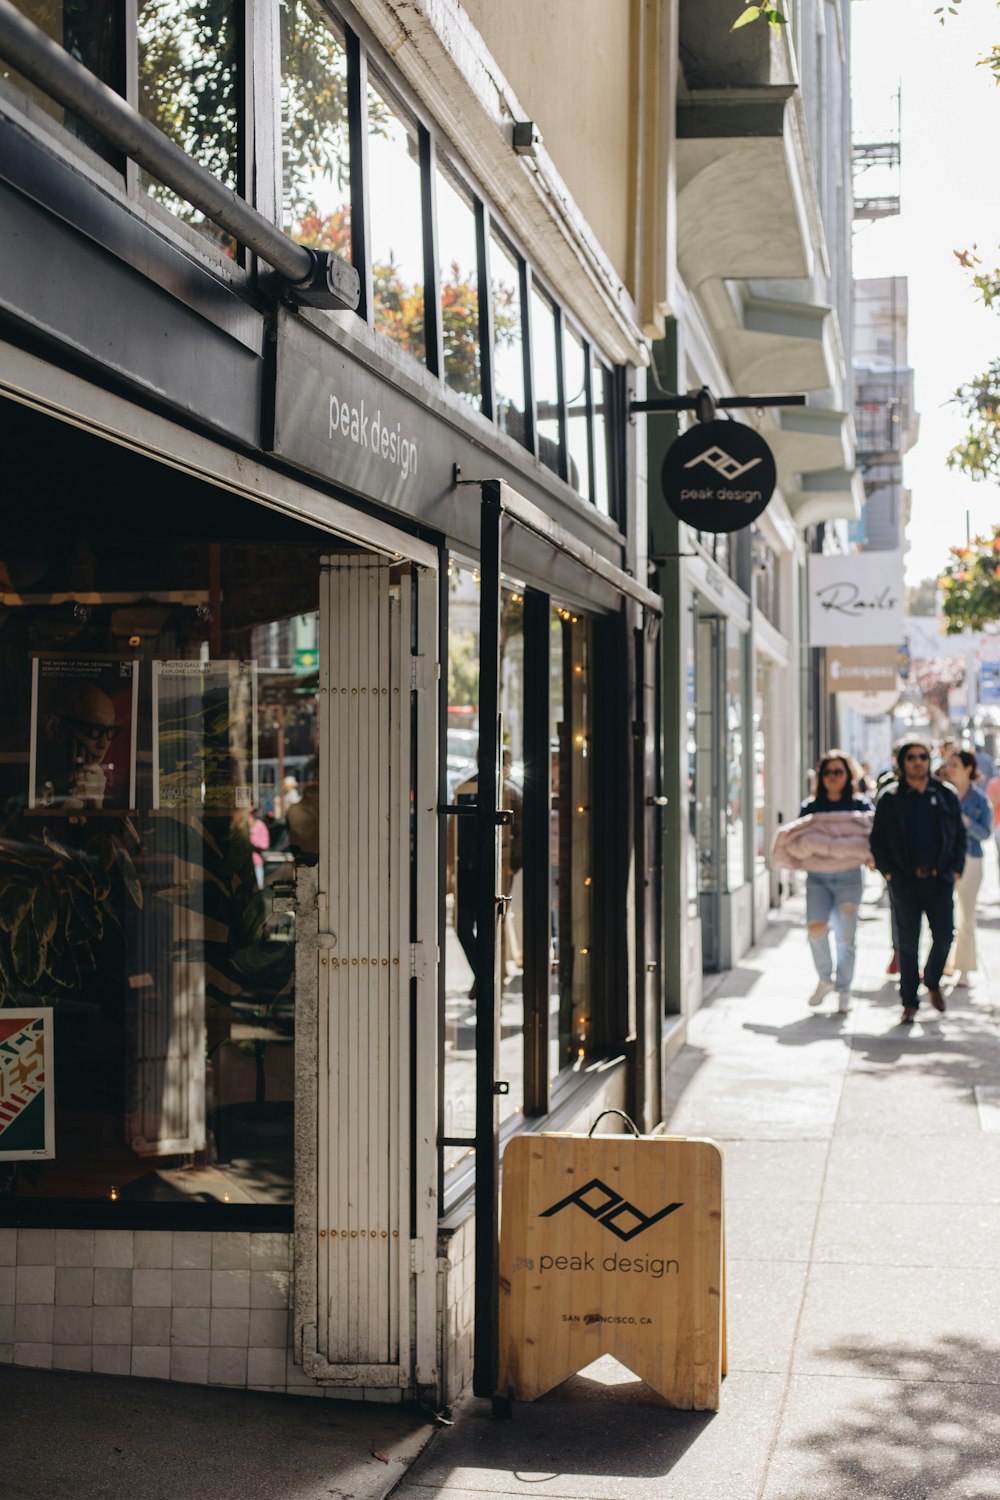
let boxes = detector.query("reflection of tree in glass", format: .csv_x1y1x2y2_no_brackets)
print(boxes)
137,0,238,251
281,0,348,233
442,259,479,402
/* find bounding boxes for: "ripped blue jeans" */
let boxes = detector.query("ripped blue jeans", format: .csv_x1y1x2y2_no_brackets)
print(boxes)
805,869,864,992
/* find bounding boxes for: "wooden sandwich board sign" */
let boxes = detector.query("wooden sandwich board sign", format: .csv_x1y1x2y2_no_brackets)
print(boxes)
498,1132,725,1410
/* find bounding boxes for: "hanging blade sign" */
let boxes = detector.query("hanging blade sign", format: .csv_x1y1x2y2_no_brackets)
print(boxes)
662,420,776,534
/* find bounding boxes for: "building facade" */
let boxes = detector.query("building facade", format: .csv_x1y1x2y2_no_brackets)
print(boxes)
0,0,856,1405
653,0,862,1005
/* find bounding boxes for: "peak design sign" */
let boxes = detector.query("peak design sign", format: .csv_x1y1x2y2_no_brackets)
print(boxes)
539,1177,683,1240
499,1134,725,1410
662,420,776,533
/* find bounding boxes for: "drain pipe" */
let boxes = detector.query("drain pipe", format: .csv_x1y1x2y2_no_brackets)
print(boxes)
0,0,359,311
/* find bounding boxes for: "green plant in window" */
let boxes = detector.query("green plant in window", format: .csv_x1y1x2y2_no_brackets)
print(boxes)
150,814,293,1010
0,825,142,1004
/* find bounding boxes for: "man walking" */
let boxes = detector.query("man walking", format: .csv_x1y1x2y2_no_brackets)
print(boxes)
870,739,967,1023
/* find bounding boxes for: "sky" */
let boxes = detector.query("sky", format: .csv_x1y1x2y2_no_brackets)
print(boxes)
850,0,1000,585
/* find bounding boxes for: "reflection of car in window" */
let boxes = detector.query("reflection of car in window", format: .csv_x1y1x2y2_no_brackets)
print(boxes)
446,727,478,801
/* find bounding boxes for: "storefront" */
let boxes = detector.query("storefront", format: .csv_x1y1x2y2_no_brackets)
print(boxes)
0,0,660,1404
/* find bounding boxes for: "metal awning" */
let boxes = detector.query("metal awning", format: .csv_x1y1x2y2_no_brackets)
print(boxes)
467,479,662,616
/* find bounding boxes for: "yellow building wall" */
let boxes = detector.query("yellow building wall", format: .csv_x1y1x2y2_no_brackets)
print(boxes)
460,0,635,290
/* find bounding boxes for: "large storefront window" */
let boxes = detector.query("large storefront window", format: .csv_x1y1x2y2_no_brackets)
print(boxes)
592,354,612,517
532,287,562,478
564,326,590,500
437,167,482,409
686,607,699,916
549,607,593,1080
138,0,241,253
280,0,351,259
442,568,525,1173
491,233,527,447
753,657,769,873
367,77,425,363
0,433,340,1206
726,624,746,891
4,0,121,162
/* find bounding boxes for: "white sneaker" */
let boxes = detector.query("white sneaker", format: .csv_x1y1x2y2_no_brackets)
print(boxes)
809,979,835,1006
836,993,852,1014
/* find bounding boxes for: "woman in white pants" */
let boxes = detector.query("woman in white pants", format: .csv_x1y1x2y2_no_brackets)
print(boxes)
943,750,994,986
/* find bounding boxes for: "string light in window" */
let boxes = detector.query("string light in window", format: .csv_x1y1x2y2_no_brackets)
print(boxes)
109,1186,118,1201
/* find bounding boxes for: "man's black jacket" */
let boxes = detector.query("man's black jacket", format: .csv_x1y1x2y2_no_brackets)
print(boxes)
870,778,967,885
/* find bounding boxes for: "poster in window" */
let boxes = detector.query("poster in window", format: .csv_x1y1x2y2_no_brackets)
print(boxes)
0,1009,55,1160
152,660,258,811
28,656,139,813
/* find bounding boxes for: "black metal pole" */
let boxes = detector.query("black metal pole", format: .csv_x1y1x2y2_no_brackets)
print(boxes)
473,481,503,1399
522,587,551,1116
629,391,807,416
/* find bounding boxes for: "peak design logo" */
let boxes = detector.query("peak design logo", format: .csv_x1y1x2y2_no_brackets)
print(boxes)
539,1177,682,1241
662,419,775,533
683,446,762,481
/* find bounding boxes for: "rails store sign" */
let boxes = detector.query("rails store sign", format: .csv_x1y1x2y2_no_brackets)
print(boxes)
808,550,904,647
499,1133,725,1410
661,420,776,533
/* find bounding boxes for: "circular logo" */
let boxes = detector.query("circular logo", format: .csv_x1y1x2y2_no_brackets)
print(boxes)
661,420,776,533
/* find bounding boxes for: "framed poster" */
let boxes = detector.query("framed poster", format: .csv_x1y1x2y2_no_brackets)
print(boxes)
28,656,139,812
0,1009,55,1160
152,659,258,811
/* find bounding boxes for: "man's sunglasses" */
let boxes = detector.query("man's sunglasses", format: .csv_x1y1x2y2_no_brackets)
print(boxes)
904,751,929,763
62,716,122,742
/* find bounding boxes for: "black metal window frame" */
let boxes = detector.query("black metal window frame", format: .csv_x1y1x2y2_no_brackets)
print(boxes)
344,33,617,516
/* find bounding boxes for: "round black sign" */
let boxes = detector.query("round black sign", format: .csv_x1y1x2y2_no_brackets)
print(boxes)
661,420,776,533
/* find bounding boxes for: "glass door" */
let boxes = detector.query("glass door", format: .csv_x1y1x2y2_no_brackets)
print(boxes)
694,615,724,972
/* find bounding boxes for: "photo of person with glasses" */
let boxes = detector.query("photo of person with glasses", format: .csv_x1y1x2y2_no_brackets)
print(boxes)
31,662,135,812
870,738,967,1024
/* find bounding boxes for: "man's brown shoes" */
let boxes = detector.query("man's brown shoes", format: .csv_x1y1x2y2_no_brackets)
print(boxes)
928,988,946,1012
901,1007,917,1024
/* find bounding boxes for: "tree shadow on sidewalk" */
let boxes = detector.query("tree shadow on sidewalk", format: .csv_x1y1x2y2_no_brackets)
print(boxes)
770,1336,1000,1499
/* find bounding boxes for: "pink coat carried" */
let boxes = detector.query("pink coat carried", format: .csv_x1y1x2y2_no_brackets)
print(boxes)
770,810,873,873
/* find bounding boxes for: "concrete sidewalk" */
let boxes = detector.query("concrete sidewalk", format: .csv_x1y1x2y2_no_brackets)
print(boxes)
395,860,1000,1499
0,1362,436,1499
8,862,1000,1499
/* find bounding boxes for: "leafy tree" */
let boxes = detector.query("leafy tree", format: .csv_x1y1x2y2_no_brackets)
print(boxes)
938,532,1000,634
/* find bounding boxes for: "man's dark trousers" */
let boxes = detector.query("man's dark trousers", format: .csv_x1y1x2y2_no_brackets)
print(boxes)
890,876,955,1007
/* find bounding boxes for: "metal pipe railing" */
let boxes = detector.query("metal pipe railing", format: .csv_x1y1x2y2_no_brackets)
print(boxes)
0,0,358,308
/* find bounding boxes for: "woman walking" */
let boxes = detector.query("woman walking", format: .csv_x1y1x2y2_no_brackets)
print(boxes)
942,748,993,987
771,750,873,1015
